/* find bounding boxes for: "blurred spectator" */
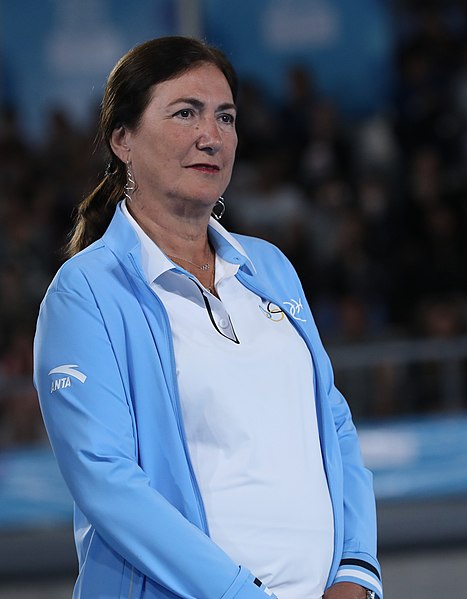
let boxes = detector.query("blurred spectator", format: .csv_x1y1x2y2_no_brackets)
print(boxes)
279,64,318,168
407,295,467,413
300,99,351,186
235,79,281,160
0,325,42,446
229,149,308,267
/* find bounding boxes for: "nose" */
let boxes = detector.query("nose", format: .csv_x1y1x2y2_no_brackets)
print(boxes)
196,116,222,154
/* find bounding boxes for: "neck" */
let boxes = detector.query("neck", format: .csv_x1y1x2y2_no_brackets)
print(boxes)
126,196,212,265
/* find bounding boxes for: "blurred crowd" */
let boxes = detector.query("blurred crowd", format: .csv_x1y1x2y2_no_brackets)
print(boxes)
2,3,467,443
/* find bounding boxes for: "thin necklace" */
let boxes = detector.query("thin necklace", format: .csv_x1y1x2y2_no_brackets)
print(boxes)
167,246,213,271
206,264,216,294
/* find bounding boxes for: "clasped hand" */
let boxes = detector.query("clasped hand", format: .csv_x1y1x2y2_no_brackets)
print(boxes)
323,582,368,599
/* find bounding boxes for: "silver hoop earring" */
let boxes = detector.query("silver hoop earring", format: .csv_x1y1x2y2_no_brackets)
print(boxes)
212,197,225,220
124,161,136,202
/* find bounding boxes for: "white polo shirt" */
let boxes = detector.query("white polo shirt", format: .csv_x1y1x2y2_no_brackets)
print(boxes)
122,203,334,599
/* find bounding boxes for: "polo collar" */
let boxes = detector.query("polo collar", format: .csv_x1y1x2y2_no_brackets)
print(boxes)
208,216,256,275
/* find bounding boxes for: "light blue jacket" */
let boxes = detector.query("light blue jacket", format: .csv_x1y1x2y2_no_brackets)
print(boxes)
34,204,383,599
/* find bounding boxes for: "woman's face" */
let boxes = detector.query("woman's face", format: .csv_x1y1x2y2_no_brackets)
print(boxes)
111,63,238,214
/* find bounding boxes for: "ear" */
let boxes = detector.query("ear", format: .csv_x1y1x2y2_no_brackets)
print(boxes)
110,126,131,163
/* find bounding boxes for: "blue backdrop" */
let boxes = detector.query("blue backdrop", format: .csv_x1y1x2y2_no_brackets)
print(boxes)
203,0,394,117
1,0,394,138
0,0,177,138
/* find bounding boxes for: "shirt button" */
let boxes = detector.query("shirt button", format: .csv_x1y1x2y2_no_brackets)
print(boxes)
219,318,229,329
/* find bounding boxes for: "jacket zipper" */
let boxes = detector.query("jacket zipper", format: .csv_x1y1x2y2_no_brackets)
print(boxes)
164,310,211,534
128,255,210,535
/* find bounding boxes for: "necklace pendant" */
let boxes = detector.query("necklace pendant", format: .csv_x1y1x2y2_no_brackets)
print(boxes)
200,264,210,271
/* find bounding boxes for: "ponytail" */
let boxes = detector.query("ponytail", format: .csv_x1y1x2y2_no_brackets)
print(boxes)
64,161,125,258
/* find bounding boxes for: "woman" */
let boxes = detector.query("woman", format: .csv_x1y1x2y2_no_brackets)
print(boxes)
34,37,382,599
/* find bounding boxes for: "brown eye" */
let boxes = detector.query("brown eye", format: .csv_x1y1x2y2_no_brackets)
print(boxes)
219,113,235,125
175,109,194,119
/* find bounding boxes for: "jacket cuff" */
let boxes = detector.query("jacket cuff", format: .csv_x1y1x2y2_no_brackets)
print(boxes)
221,567,279,599
334,557,383,598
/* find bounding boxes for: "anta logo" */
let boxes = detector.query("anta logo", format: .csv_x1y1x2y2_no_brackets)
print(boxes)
48,364,87,393
51,377,72,392
283,298,307,322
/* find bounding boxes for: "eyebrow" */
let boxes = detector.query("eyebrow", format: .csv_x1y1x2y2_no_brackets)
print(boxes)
168,97,237,112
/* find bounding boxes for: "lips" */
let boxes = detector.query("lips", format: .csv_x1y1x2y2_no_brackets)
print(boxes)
187,164,220,173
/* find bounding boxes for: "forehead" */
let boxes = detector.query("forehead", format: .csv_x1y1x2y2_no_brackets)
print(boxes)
147,63,234,106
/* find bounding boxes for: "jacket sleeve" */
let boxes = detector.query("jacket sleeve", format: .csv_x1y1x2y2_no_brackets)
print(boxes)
323,368,383,598
33,282,276,599
309,319,383,597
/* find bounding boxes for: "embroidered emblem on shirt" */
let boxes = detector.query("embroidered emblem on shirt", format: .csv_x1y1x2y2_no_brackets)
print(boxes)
283,298,307,322
258,301,285,322
48,364,87,393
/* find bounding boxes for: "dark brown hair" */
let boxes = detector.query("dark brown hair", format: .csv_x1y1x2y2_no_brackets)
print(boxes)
65,36,238,257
